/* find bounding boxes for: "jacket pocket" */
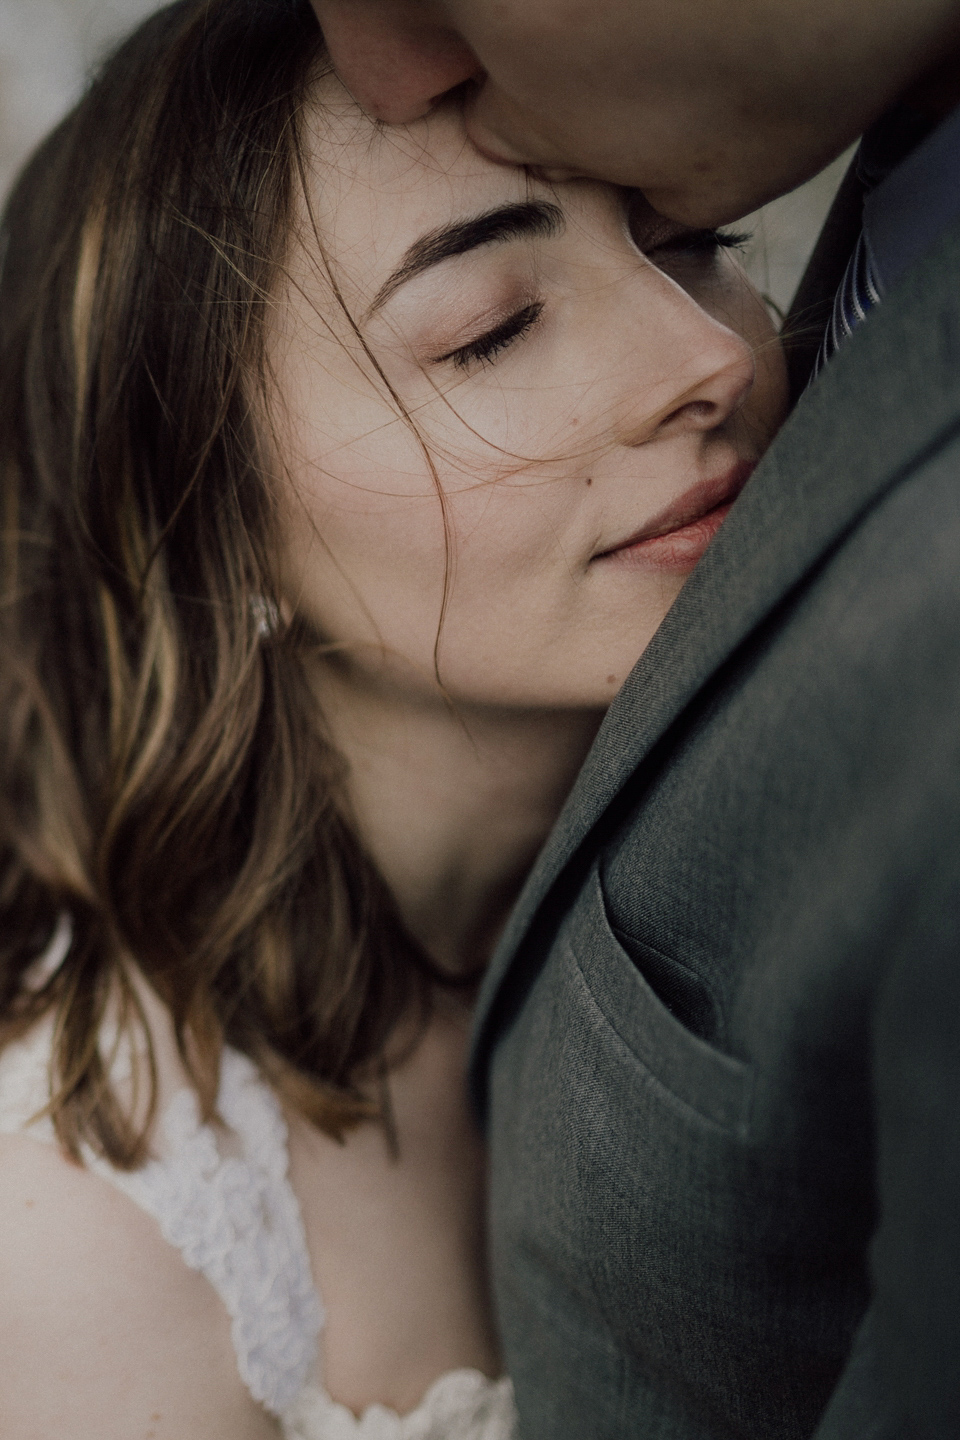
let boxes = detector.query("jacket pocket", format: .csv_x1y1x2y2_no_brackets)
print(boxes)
563,866,753,1137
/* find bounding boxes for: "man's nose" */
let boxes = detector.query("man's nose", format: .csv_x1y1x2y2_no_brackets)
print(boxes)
311,0,484,123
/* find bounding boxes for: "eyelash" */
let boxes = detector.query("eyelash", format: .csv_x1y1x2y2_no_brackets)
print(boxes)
437,300,545,371
645,228,752,260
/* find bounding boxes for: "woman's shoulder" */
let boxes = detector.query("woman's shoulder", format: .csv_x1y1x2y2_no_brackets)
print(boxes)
0,1123,278,1439
0,1000,291,1440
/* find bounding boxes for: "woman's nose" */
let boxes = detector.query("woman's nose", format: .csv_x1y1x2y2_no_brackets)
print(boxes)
312,0,484,123
618,283,756,450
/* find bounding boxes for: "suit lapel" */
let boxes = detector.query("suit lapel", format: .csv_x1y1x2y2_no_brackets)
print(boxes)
471,215,960,1101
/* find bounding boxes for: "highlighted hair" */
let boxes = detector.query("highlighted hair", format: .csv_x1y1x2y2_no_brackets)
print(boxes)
0,0,443,1165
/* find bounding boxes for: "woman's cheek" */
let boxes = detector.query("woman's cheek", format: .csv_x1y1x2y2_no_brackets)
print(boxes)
742,297,789,442
422,370,586,472
276,451,451,651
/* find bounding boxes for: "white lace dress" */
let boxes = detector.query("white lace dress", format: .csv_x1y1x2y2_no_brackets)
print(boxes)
0,926,516,1440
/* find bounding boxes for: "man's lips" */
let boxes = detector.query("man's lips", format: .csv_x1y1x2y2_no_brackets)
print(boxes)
594,460,756,572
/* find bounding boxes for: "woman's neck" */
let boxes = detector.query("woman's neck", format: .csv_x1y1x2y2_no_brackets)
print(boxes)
316,664,605,974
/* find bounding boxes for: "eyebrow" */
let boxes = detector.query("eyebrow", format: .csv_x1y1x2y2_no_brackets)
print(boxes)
365,200,564,319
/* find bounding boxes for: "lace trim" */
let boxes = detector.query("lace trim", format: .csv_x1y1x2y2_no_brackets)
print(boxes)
282,1370,516,1440
0,945,515,1434
0,1025,323,1416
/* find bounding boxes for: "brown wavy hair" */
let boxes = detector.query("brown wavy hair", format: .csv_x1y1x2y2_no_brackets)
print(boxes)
0,0,446,1165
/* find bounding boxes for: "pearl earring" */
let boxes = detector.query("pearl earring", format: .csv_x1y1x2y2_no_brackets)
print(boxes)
250,595,280,637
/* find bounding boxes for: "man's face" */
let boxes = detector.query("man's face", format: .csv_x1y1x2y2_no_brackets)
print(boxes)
310,0,959,225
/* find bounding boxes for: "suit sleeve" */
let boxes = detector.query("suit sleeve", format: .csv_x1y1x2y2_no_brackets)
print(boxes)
813,858,960,1438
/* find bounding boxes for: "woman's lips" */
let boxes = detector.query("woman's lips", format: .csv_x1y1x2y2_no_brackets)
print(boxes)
594,461,755,574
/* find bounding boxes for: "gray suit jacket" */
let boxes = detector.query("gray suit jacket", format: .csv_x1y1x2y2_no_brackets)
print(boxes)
470,205,960,1438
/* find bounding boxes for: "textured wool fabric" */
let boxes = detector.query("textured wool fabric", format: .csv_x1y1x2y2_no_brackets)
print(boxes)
471,205,960,1439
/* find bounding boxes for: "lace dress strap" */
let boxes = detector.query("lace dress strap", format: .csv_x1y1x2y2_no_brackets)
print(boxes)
0,921,517,1437
0,1013,323,1416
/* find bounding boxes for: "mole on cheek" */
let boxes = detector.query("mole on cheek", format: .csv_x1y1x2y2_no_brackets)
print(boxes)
606,674,617,684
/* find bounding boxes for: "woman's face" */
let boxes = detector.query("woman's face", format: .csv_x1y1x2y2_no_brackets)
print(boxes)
269,78,788,712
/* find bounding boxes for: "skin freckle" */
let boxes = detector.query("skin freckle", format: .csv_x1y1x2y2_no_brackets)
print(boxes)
606,674,617,684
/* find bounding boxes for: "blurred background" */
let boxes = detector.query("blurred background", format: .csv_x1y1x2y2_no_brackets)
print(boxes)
0,0,850,317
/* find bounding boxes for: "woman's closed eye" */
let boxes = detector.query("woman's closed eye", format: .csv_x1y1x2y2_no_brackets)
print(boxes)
644,228,751,262
433,300,545,372
624,188,750,266
630,206,753,295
